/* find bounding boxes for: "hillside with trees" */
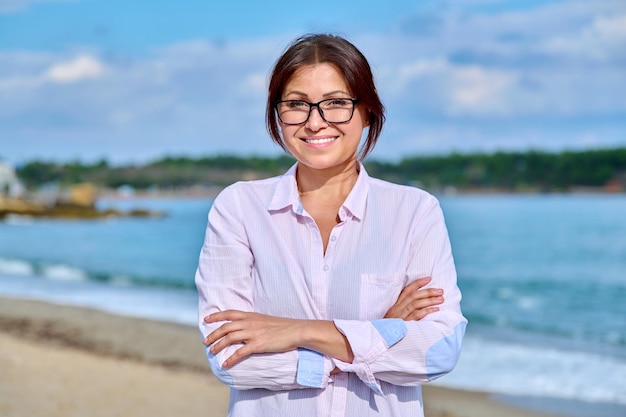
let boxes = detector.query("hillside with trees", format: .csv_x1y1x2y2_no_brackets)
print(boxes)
10,147,626,194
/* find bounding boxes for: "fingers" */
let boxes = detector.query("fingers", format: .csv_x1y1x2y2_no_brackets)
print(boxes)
395,277,431,302
201,311,300,368
385,276,445,320
204,309,248,324
407,307,440,321
203,322,256,367
222,346,250,368
403,288,444,319
202,309,250,347
221,339,272,368
204,321,241,348
388,293,444,320
407,276,432,290
396,277,437,304
408,291,444,309
396,279,442,309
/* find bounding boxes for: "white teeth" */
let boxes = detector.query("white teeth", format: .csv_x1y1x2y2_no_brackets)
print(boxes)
305,137,336,144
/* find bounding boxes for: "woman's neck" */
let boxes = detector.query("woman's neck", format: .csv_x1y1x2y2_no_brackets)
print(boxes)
296,160,360,202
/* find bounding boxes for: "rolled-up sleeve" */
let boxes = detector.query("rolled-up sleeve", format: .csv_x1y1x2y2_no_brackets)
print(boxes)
331,319,407,394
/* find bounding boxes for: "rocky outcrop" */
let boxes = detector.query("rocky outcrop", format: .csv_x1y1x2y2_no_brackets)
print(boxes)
0,184,164,219
0,194,163,220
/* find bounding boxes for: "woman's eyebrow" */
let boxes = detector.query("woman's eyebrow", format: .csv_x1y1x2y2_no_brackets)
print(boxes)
323,90,351,97
283,90,308,98
283,90,351,98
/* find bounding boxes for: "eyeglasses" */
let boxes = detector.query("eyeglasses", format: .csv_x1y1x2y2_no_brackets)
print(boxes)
275,98,359,125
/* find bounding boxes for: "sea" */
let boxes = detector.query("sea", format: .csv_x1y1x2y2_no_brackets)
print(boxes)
1,193,625,417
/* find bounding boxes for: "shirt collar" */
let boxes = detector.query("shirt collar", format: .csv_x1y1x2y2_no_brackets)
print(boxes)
268,161,369,221
268,163,303,214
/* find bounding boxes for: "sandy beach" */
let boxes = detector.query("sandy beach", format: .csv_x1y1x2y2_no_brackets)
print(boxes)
0,296,566,417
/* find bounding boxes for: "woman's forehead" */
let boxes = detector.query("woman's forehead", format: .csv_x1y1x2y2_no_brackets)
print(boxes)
284,63,350,95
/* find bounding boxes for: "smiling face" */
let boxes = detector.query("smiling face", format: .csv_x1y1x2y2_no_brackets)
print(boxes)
279,63,368,174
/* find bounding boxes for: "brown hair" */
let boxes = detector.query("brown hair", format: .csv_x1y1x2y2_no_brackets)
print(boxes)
266,34,385,160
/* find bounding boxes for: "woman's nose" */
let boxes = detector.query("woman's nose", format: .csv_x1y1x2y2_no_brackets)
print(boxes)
305,106,328,131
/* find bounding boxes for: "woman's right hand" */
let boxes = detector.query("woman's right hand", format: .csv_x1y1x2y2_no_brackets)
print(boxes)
384,276,443,321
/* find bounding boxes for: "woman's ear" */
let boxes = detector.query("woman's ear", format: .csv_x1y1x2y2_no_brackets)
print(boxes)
361,109,371,128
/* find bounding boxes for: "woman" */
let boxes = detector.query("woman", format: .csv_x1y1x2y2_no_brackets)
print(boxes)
196,33,466,417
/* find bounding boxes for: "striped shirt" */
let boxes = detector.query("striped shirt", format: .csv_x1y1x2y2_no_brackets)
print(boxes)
195,163,467,417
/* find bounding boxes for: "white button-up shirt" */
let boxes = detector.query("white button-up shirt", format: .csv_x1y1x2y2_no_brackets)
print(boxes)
196,163,467,417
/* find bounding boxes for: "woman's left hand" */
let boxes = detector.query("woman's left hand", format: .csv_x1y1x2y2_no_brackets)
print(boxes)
203,310,302,368
384,276,443,321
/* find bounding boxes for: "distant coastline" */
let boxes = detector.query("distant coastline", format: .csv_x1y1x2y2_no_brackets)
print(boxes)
2,148,626,201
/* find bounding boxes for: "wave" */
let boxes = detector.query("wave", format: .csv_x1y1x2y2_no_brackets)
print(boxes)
2,214,36,226
0,258,35,276
0,257,195,290
41,264,88,282
460,276,626,354
438,336,626,406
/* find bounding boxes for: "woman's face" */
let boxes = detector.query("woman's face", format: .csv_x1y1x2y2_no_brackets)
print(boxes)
279,63,368,173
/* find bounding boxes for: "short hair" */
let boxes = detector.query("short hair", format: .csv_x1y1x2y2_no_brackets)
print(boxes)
266,34,385,160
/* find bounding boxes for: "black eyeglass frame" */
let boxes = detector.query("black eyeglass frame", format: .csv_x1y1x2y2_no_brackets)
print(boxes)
274,98,360,125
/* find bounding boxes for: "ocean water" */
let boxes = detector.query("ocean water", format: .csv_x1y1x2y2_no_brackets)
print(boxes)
1,194,625,416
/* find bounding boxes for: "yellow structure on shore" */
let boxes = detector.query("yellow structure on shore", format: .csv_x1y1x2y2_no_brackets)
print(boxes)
0,162,162,220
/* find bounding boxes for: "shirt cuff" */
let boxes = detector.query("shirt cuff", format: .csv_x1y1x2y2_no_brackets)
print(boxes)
296,348,330,388
371,319,407,347
332,319,407,394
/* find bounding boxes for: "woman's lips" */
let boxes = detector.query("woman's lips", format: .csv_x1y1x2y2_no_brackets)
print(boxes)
300,136,338,144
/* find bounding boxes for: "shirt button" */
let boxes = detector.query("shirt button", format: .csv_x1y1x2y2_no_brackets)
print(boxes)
330,235,337,241
323,265,329,271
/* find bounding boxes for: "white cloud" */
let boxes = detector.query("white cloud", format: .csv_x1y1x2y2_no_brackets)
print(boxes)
387,58,519,116
0,53,106,93
396,58,447,83
448,66,517,115
44,55,107,83
543,14,626,62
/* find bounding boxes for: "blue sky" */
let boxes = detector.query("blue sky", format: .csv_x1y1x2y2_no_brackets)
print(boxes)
1,0,625,164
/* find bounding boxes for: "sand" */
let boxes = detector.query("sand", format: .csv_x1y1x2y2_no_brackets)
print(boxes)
0,296,566,417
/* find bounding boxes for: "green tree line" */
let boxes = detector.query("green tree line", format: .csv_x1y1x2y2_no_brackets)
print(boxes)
366,148,626,191
12,148,626,192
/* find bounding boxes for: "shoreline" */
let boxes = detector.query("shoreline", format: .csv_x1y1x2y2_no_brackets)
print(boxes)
0,296,570,417
96,187,626,200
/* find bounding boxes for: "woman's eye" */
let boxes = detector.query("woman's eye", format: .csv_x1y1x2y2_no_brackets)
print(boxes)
327,99,350,107
288,101,308,109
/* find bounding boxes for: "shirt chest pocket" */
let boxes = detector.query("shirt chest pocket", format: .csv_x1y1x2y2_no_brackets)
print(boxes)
359,273,406,320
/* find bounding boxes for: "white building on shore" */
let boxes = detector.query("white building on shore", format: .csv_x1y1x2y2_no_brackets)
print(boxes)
0,161,24,197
